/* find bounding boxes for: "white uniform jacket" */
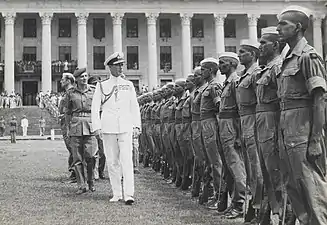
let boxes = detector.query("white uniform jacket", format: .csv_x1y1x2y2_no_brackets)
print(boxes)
91,76,141,134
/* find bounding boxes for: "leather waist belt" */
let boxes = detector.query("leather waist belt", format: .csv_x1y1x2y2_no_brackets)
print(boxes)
155,119,161,124
219,111,239,119
192,115,200,121
239,107,256,116
280,100,312,111
256,103,279,113
182,117,192,123
162,117,169,123
72,112,91,117
175,118,183,124
200,112,216,121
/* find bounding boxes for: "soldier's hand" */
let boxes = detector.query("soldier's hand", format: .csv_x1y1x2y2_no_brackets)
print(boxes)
307,136,323,163
94,129,103,140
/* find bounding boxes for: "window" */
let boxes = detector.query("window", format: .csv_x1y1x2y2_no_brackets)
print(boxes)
225,46,237,53
126,18,138,38
23,19,37,38
257,18,268,38
23,47,37,62
127,46,139,70
192,19,204,38
160,79,172,86
93,18,105,40
159,19,171,38
224,19,236,38
193,46,204,68
59,18,71,38
93,46,105,70
59,46,72,62
160,46,172,71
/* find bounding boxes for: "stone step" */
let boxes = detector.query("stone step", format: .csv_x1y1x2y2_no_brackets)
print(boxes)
0,106,61,136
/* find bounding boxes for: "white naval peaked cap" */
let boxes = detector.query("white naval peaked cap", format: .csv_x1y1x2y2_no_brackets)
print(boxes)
261,26,279,36
104,52,125,66
278,5,312,19
219,52,239,62
240,39,260,50
200,57,219,66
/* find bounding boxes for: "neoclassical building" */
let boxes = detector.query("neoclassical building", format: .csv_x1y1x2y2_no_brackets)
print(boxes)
0,0,326,105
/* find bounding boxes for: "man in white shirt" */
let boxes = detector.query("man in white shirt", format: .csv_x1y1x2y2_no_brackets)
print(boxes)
91,52,141,205
21,115,29,137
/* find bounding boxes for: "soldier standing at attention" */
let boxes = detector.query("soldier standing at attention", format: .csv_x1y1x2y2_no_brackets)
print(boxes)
65,68,97,194
199,58,226,212
58,72,76,182
217,52,246,219
256,27,296,225
91,52,141,205
0,116,5,137
9,115,17,143
236,40,264,224
277,6,327,225
190,67,207,199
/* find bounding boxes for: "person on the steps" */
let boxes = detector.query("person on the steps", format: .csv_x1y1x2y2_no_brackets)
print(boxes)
21,115,28,137
0,116,5,137
39,116,46,136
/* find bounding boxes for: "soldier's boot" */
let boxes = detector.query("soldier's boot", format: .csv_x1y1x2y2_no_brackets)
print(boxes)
175,172,183,188
279,205,296,225
86,158,96,192
163,163,171,179
191,170,200,197
161,160,166,175
217,191,228,212
180,176,191,191
143,153,150,168
243,201,257,224
155,159,161,172
199,183,209,205
171,165,177,183
74,163,87,194
259,203,272,225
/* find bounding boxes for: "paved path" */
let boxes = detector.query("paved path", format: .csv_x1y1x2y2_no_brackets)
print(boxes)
0,140,243,225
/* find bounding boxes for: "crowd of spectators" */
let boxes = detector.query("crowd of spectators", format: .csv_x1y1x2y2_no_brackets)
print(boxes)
0,92,23,109
36,91,62,118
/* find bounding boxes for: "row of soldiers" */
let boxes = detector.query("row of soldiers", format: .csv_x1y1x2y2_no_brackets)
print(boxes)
137,6,327,225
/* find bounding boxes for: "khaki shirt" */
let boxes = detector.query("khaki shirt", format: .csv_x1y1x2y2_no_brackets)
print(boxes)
256,56,281,106
65,85,95,136
277,38,327,106
219,72,240,115
200,79,223,119
191,83,208,120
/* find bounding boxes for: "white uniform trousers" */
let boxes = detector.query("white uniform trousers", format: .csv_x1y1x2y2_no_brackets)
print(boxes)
22,127,28,137
103,132,134,199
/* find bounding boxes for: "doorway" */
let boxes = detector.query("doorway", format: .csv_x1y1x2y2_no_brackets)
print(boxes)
22,81,38,106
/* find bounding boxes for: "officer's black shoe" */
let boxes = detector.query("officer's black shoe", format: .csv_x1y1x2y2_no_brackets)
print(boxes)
99,172,105,180
76,187,87,195
244,207,256,223
175,177,182,188
88,181,96,192
163,166,170,179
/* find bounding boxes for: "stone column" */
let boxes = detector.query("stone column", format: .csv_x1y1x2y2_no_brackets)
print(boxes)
111,13,124,53
214,14,227,57
324,17,327,60
3,12,15,94
40,12,53,93
75,12,89,68
313,14,324,57
180,13,193,78
247,14,260,42
145,12,159,90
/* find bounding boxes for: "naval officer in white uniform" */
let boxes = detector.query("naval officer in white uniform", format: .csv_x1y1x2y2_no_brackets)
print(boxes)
91,52,141,205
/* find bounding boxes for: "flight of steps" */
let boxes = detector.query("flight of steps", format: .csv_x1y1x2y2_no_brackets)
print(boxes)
0,106,61,136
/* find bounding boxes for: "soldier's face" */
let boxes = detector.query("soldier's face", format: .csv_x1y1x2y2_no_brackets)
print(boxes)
109,63,124,77
200,64,211,80
60,76,69,88
259,36,275,60
218,58,231,75
238,47,253,65
76,73,89,85
194,71,202,85
277,13,298,42
186,79,195,90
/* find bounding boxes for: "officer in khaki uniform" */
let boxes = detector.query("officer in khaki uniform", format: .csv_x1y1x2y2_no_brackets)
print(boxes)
91,52,141,205
58,72,76,181
64,68,97,194
217,52,246,219
199,57,226,211
277,6,327,225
